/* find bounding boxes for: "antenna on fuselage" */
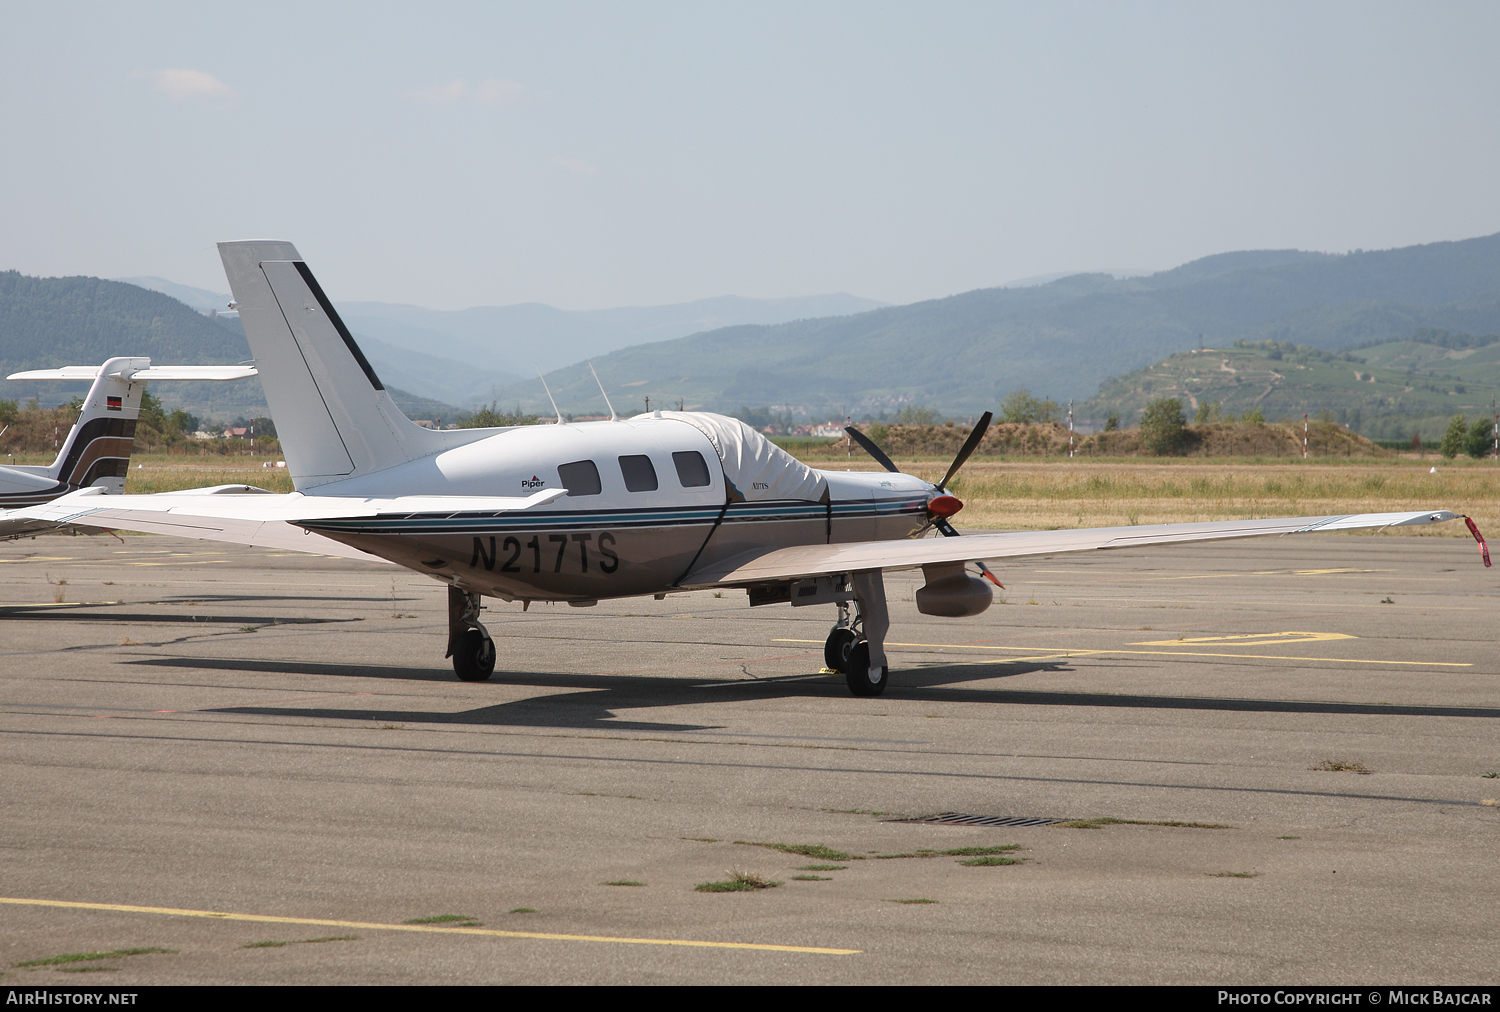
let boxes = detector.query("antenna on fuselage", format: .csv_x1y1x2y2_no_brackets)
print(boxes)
587,361,618,421
536,366,565,425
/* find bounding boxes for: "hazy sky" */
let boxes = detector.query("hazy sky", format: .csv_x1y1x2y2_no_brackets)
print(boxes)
3,2,1498,310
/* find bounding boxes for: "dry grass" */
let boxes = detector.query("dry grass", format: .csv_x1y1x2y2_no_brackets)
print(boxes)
123,454,294,494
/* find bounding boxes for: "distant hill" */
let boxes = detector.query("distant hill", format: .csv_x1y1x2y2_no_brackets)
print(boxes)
335,291,888,384
490,233,1500,420
112,276,230,314
113,278,886,405
0,272,463,423
1084,329,1500,441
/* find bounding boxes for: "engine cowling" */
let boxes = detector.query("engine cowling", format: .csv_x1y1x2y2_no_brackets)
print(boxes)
915,561,993,618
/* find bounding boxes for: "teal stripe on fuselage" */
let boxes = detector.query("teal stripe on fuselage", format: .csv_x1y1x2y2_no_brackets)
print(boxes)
300,496,927,537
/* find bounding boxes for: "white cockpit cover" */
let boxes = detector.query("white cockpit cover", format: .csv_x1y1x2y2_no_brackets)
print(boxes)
642,411,829,502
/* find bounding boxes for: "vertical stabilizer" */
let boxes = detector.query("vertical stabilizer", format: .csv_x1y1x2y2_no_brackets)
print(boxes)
47,357,150,493
218,241,450,490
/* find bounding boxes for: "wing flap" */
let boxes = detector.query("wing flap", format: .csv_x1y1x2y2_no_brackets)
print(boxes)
681,510,1461,586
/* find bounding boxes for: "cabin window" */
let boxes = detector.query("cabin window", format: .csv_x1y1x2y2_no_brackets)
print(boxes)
673,450,712,488
618,454,658,492
558,459,601,496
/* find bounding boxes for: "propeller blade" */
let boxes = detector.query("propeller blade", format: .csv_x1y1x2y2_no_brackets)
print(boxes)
936,411,993,491
844,425,900,473
932,518,1003,586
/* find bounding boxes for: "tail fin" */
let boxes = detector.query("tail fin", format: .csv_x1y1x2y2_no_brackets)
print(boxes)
5,359,260,499
218,241,453,490
35,357,150,493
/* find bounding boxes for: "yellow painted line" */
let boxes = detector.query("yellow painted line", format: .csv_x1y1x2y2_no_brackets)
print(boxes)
773,639,1470,667
1131,631,1356,646
0,897,859,956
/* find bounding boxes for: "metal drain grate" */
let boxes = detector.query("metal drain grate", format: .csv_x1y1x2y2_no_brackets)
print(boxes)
898,812,1065,828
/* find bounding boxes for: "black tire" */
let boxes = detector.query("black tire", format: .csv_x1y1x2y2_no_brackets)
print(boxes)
824,627,858,673
453,628,496,682
843,641,888,697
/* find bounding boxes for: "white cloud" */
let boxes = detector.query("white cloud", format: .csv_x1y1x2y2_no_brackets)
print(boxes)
147,68,236,102
409,78,527,107
473,79,526,107
411,79,468,103
550,156,599,178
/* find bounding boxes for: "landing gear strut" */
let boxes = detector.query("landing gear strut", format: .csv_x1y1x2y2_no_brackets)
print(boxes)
447,585,496,682
822,571,890,697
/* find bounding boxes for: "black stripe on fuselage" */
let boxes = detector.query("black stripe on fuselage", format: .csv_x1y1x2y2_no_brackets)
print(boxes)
0,483,71,508
293,261,386,391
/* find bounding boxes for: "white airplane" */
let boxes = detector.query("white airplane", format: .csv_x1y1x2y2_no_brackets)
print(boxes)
0,357,255,509
9,242,1491,695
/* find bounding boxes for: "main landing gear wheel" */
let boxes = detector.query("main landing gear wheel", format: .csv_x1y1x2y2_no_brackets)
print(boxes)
824,627,858,673
843,641,888,697
452,628,496,682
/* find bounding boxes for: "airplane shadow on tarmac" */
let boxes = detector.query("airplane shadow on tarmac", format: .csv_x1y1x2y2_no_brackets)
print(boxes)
121,655,1500,733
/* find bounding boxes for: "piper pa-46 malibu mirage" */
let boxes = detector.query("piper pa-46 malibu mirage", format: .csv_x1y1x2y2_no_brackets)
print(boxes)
0,357,255,511
9,241,1492,695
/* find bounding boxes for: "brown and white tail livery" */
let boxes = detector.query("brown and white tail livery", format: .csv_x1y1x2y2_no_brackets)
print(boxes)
0,358,257,507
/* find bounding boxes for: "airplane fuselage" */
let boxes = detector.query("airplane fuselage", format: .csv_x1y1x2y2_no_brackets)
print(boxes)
296,415,934,602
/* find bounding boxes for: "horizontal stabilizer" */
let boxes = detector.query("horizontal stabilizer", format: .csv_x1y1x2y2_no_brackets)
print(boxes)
4,487,569,562
8,365,257,382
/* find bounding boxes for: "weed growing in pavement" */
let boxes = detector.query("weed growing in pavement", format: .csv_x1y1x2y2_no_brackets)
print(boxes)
695,871,780,892
735,841,854,862
14,948,176,969
603,881,644,887
245,936,357,949
821,808,890,816
939,846,1023,856
403,914,482,927
1055,818,1231,829
796,864,847,871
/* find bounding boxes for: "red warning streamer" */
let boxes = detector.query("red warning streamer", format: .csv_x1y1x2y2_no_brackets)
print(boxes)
1464,516,1491,567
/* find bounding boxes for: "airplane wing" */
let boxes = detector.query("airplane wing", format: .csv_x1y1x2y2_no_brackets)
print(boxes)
2,486,569,563
681,509,1477,586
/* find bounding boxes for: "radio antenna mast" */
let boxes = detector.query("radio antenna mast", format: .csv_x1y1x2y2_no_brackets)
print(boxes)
588,362,618,421
536,366,564,425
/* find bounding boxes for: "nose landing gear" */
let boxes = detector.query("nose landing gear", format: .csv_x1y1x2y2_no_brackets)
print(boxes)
447,585,496,682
